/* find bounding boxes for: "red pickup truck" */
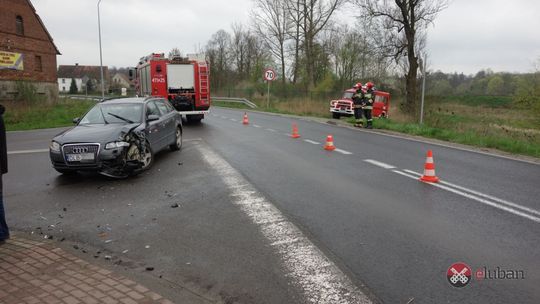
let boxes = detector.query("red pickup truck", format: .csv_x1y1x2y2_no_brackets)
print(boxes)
330,88,391,119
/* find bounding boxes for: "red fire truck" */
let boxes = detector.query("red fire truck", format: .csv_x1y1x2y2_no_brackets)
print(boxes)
330,88,391,119
132,53,210,122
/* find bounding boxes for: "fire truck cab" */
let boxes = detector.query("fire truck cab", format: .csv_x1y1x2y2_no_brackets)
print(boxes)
330,88,391,119
133,53,210,123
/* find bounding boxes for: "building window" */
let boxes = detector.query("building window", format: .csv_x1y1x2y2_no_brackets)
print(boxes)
62,79,65,84
35,55,42,71
62,87,66,91
16,16,24,35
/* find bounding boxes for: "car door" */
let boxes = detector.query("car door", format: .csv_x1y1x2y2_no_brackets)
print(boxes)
145,101,166,151
154,99,176,144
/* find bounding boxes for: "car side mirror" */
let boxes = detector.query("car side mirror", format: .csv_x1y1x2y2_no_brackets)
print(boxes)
73,117,80,124
147,114,159,122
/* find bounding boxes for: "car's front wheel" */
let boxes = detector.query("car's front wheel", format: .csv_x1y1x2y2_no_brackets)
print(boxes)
127,141,153,171
169,127,182,151
332,112,341,119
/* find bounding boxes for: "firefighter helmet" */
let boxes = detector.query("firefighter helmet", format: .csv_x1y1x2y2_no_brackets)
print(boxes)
353,82,362,89
366,82,374,89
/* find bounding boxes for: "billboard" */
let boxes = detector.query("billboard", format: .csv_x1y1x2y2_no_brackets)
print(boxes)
0,51,24,70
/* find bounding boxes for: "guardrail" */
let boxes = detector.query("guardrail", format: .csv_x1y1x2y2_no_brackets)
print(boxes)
212,97,258,109
65,95,103,101
65,95,259,109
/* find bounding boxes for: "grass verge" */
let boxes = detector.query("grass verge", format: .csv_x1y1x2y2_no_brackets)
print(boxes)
3,98,96,131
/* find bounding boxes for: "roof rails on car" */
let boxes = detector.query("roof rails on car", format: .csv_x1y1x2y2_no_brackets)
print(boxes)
98,96,134,103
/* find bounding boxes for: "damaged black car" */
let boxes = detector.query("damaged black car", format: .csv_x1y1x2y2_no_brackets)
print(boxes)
49,97,182,178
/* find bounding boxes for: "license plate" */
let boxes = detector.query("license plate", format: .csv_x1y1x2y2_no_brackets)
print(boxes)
66,153,94,162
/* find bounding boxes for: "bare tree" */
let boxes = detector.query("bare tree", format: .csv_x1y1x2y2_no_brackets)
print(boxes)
355,0,448,113
286,0,303,83
286,0,344,88
251,0,291,84
168,47,182,59
327,25,369,87
205,30,232,90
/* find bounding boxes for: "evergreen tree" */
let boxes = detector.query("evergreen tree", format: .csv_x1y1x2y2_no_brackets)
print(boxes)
69,78,78,94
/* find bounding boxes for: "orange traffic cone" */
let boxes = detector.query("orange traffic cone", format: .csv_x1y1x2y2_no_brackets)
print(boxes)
242,112,249,125
324,135,336,151
291,124,301,138
420,150,439,183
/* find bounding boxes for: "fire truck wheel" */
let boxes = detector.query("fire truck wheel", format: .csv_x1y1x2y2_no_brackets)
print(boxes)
332,112,341,119
169,127,183,151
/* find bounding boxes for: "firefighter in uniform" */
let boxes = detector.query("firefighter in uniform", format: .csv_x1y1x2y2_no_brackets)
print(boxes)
352,83,365,128
363,82,375,129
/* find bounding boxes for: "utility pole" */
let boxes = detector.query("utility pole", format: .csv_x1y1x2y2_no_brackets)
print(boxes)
97,0,105,98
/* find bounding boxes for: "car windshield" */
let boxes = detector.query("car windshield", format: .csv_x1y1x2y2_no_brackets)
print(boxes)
342,92,354,99
79,103,143,124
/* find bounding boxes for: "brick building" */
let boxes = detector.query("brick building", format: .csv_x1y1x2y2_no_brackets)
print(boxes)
0,0,60,101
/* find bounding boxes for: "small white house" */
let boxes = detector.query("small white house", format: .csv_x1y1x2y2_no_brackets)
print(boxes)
57,64,109,94
57,77,83,93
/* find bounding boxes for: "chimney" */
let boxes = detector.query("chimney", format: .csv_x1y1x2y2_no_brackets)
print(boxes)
75,63,79,66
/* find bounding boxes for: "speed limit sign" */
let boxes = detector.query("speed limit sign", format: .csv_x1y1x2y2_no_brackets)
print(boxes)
264,68,276,81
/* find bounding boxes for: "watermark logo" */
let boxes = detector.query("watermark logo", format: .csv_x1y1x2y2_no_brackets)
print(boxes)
447,262,472,288
475,267,525,281
447,262,525,288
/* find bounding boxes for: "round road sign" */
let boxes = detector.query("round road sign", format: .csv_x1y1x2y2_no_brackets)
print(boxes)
264,68,276,81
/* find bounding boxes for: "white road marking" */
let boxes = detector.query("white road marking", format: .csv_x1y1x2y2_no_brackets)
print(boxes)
392,170,540,224
230,118,238,122
403,169,540,217
334,148,353,155
304,139,321,145
8,149,49,155
253,124,262,128
265,128,277,132
363,159,396,169
221,116,228,119
199,144,372,304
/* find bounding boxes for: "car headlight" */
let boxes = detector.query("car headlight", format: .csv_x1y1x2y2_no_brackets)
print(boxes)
50,141,61,152
105,141,130,150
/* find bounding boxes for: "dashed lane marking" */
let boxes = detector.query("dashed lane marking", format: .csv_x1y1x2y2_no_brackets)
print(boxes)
199,144,373,304
303,139,321,145
265,128,277,132
230,118,238,122
253,124,262,128
363,159,396,169
334,148,353,155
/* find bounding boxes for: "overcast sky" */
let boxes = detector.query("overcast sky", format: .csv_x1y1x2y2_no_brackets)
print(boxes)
32,0,540,75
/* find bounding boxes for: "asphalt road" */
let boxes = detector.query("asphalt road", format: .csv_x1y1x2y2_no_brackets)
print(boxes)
4,108,540,303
